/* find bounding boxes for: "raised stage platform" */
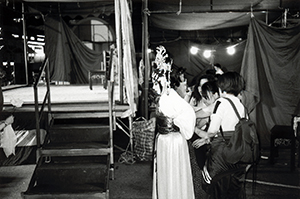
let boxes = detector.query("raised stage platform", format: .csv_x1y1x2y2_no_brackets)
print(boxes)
1,84,129,116
3,84,120,104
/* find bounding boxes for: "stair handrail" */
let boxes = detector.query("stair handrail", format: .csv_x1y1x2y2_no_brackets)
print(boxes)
33,57,52,153
108,79,116,180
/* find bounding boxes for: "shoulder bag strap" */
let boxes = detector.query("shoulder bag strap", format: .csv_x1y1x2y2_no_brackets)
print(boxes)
224,97,243,120
221,97,242,142
213,100,226,141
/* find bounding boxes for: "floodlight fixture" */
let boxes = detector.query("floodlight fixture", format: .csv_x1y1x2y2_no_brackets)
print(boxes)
203,50,212,58
190,46,198,55
226,46,236,55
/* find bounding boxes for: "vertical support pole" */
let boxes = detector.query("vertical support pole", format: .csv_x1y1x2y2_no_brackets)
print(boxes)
129,115,133,153
142,0,150,119
115,0,123,103
45,59,52,127
22,3,29,85
34,85,40,162
108,80,115,180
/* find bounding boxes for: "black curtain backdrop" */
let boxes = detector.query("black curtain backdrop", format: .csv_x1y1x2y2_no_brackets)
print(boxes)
44,16,102,84
241,17,300,147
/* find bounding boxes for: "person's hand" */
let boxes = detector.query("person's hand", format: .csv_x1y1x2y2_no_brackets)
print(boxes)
5,115,14,125
192,138,206,149
202,165,212,184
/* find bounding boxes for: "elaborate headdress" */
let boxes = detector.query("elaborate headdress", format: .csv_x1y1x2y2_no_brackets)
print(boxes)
154,46,171,73
152,45,172,95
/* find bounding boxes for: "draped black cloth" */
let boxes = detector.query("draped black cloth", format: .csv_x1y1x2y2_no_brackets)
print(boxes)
44,16,102,84
241,17,300,147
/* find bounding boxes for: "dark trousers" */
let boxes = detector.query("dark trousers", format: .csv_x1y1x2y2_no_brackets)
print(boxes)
194,144,208,170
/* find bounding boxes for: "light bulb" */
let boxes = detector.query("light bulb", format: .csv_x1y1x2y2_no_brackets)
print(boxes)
227,46,236,55
203,50,211,58
190,46,198,55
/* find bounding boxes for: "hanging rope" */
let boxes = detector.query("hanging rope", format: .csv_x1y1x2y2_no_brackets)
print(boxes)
283,9,288,28
251,3,254,18
176,0,182,15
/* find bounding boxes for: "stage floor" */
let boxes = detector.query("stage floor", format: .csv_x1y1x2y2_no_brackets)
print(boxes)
1,84,130,130
2,84,121,105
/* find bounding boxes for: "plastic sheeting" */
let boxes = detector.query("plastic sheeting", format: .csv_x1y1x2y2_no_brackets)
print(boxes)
117,0,138,116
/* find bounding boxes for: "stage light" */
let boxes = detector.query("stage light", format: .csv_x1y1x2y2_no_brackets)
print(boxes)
226,46,236,55
147,48,152,53
12,34,19,38
203,50,212,58
190,46,198,55
13,18,22,23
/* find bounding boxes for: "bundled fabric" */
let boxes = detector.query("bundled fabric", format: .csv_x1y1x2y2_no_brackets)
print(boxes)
1,125,16,157
132,117,156,161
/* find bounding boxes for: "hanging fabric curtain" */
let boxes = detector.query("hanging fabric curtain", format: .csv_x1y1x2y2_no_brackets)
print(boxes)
44,16,102,83
241,17,300,147
118,0,139,117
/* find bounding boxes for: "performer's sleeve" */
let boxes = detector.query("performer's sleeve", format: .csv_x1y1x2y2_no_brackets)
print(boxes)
174,99,196,140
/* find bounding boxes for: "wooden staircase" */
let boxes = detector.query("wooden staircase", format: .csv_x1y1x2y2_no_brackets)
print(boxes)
21,78,117,198
20,54,132,198
22,117,112,199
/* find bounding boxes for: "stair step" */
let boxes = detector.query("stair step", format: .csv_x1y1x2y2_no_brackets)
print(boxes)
52,112,111,119
50,124,110,129
22,191,108,199
41,142,110,157
48,124,110,143
22,156,109,199
52,118,109,125
22,184,108,199
36,162,108,185
49,155,108,164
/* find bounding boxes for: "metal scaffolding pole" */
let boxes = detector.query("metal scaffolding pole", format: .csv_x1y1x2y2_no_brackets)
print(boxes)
22,3,29,85
142,0,150,119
